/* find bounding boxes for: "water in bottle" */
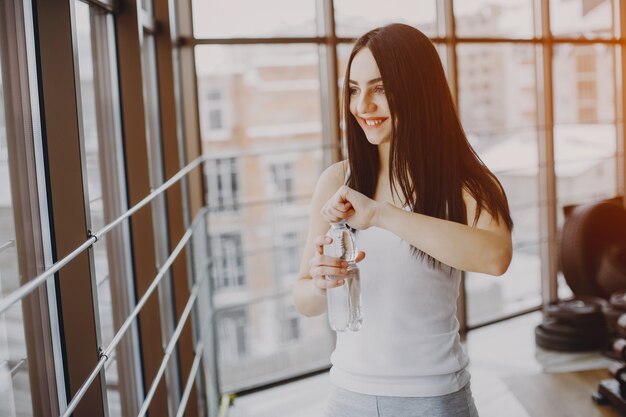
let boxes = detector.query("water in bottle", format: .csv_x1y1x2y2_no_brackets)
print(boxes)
324,221,362,332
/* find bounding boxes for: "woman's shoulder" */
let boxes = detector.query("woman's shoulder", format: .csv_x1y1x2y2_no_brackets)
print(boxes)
312,160,348,199
319,160,348,186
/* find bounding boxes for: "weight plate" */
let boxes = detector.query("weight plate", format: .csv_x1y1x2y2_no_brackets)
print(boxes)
541,319,607,339
598,244,626,296
544,297,607,326
560,201,626,298
535,325,606,352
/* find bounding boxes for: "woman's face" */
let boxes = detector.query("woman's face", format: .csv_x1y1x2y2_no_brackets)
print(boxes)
348,48,392,146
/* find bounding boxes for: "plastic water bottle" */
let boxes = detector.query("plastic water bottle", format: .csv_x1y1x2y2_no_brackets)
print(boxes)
324,221,362,332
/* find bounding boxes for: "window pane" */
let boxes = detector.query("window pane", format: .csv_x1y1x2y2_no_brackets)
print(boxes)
196,44,332,391
192,0,316,38
141,33,182,411
553,44,617,228
457,44,541,325
454,0,534,39
553,44,614,125
550,0,612,38
0,35,34,417
75,4,140,415
334,0,437,38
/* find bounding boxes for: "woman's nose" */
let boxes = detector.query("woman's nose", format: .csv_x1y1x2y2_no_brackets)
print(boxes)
356,93,376,115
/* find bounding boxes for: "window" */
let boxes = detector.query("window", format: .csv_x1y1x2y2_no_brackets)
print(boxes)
334,0,437,38
550,0,612,38
199,84,230,140
217,308,249,364
275,231,300,278
207,88,223,129
269,161,294,205
212,232,246,290
205,157,239,213
74,3,143,414
282,304,301,342
454,0,534,39
458,43,540,325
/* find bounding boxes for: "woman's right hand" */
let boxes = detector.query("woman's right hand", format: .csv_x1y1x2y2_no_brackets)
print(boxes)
309,234,366,295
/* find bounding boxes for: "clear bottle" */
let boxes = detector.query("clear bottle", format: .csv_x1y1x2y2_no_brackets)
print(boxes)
324,221,362,332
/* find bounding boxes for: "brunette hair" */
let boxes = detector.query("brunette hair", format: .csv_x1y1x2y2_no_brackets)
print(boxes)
343,23,513,269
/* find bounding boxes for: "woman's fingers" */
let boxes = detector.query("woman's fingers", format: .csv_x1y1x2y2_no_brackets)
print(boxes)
312,275,345,290
321,198,353,223
311,265,348,278
311,254,348,268
322,206,348,222
314,235,331,254
355,251,366,263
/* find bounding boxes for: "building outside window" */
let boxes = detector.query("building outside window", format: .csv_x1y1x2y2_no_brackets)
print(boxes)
205,157,240,213
211,231,246,290
281,304,301,342
269,161,294,205
275,231,300,279
200,84,230,140
217,308,249,364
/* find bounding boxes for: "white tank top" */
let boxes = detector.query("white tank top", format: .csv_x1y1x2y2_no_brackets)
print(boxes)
329,168,470,397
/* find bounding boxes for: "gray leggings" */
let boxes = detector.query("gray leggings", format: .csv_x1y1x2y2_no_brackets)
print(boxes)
324,383,479,417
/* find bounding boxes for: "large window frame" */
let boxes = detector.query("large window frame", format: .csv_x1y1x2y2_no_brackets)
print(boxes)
185,0,626,390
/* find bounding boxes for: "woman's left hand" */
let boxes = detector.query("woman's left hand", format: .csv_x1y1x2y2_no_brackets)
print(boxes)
321,185,381,230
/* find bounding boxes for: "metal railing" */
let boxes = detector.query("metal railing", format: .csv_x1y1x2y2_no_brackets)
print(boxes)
62,208,209,417
0,156,204,316
0,156,215,416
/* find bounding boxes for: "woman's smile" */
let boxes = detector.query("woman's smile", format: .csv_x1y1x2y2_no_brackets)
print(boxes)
359,116,389,129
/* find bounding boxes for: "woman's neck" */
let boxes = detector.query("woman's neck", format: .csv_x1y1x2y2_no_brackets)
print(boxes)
377,141,390,174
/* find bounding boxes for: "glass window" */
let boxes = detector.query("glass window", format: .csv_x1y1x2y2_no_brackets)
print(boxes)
281,304,301,342
275,231,300,279
196,44,332,392
192,0,316,38
269,161,294,205
457,43,541,325
216,307,249,365
75,0,114,347
550,0,612,38
205,157,240,214
211,231,246,290
200,85,229,140
74,3,127,414
454,0,534,39
0,34,34,417
334,0,437,38
553,44,617,226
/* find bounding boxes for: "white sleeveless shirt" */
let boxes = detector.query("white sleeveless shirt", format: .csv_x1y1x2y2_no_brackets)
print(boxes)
329,169,470,397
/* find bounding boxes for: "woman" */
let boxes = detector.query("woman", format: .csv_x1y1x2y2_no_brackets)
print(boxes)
293,23,513,417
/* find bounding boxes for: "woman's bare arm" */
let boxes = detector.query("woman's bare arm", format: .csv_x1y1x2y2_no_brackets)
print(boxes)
324,185,512,276
292,161,347,317
374,190,512,275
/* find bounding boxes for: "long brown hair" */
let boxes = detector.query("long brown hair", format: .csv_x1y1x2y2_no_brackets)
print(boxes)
343,23,513,269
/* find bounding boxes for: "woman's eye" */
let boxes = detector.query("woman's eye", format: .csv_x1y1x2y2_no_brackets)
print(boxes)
349,87,359,96
374,86,385,94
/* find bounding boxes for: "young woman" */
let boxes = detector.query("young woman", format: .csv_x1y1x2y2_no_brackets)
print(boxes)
293,23,513,417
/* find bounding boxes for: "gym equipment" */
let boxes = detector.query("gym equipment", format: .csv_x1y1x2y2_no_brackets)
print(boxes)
598,244,626,296
560,201,626,299
537,297,608,352
594,339,626,414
